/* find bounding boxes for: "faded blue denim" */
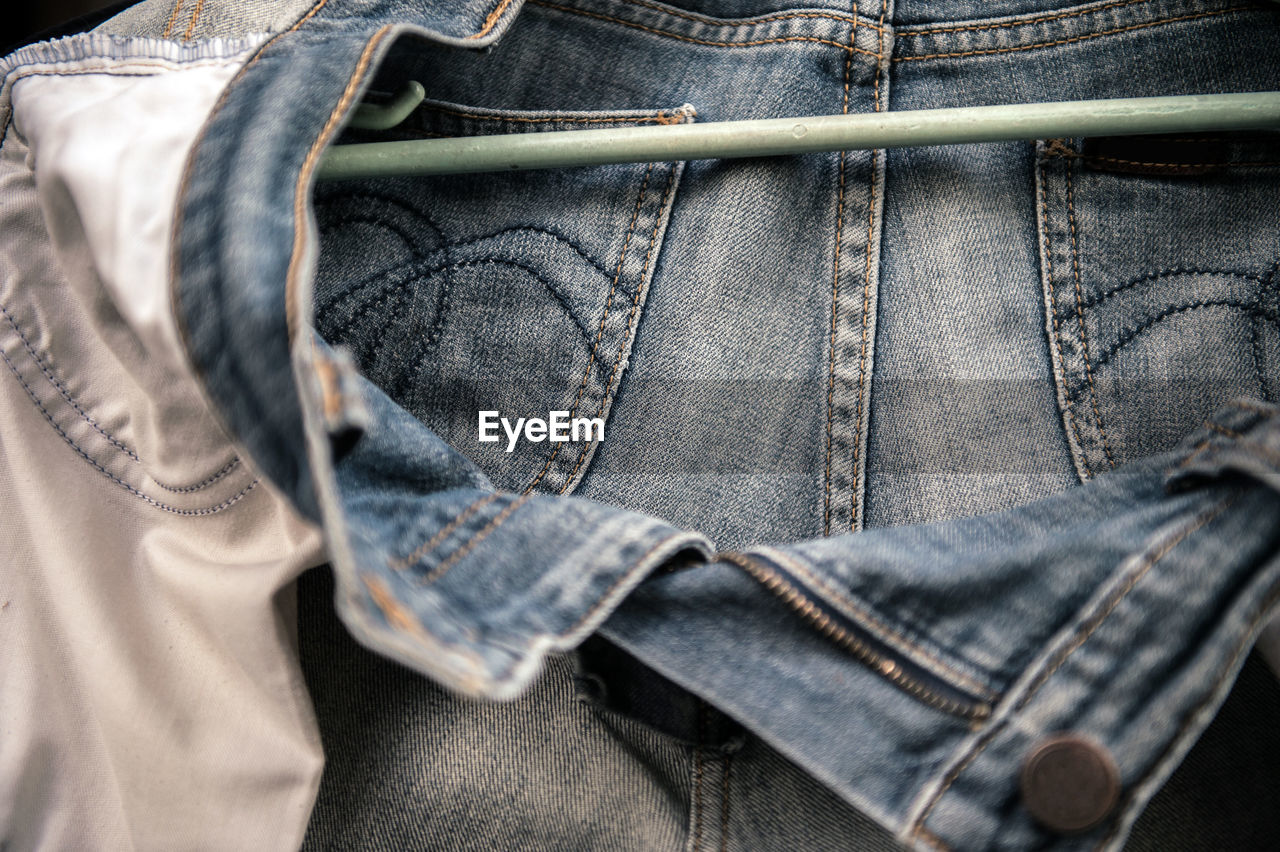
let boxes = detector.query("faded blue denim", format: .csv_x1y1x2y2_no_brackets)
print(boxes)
165,0,1280,848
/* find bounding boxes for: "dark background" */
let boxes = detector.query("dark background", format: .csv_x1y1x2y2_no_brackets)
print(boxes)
5,0,137,55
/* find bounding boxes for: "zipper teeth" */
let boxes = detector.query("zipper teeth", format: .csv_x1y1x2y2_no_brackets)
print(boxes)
718,552,992,721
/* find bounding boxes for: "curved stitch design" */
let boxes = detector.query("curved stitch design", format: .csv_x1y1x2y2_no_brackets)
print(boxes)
315,200,622,309
314,263,404,323
315,190,448,251
316,245,447,323
358,291,419,372
152,457,241,493
1093,299,1280,370
393,275,452,404
1081,268,1266,310
0,346,258,515
322,257,598,350
319,262,428,337
2,303,140,462
318,217,618,301
314,193,451,321
454,259,597,346
3,303,246,495
454,225,618,285
319,214,421,256
316,203,453,372
316,211,444,369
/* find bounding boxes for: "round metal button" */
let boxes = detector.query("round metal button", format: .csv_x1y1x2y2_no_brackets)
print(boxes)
1020,734,1120,833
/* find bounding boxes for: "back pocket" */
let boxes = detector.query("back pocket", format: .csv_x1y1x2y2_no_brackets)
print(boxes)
312,99,694,494
1034,133,1280,478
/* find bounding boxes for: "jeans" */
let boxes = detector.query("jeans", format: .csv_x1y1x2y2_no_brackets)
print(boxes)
2,0,1279,848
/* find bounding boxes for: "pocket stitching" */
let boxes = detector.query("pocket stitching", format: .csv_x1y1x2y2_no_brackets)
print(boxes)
416,102,695,127
1091,298,1280,371
1038,148,1096,478
559,163,678,491
1081,267,1267,310
0,340,258,515
0,302,247,502
1065,165,1118,469
525,163,656,493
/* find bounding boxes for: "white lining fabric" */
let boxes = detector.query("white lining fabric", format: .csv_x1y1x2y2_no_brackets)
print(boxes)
0,37,325,851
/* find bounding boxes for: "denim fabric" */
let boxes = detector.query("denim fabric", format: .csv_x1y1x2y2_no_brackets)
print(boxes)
603,400,1280,849
94,0,316,40
5,0,1280,848
298,566,906,851
158,0,1280,848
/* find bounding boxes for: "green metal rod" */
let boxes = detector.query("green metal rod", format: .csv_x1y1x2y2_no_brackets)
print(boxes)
348,80,427,130
316,92,1280,181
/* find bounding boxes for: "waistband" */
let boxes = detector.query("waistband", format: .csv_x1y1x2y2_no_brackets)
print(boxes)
603,399,1280,850
90,0,1276,58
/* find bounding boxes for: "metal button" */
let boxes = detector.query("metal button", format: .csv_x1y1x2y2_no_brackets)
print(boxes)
1020,734,1120,833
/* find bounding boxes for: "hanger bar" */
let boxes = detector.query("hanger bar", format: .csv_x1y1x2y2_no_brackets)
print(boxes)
348,80,427,131
316,91,1280,181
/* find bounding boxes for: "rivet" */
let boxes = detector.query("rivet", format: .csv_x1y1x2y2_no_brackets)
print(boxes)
1020,734,1120,833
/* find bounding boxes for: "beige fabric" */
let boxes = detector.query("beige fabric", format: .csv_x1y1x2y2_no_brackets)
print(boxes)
0,39,325,850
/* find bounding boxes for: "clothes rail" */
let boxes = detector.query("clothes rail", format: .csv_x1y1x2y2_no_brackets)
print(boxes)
316,90,1280,181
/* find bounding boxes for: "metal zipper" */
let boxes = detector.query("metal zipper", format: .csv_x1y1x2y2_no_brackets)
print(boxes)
717,551,994,721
